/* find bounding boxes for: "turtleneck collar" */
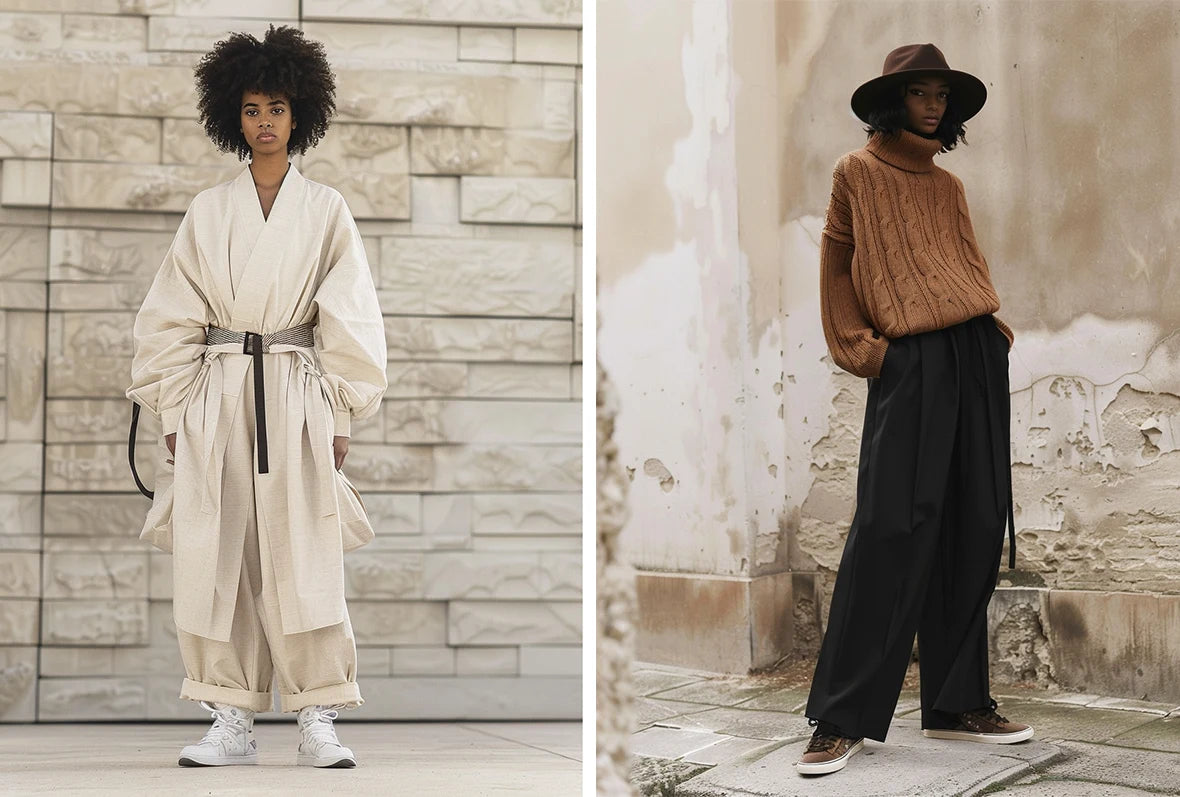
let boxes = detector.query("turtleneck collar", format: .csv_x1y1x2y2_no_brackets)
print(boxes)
865,128,943,173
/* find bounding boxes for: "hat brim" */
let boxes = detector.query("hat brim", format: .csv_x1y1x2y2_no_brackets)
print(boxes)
851,68,987,125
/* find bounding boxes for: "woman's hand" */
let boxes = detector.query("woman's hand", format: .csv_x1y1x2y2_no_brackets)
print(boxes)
165,433,176,464
333,435,349,470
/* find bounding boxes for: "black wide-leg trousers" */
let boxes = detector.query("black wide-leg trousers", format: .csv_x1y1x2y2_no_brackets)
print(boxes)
805,313,1014,743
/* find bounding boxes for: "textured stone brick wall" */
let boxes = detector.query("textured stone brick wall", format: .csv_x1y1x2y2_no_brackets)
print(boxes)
0,0,582,722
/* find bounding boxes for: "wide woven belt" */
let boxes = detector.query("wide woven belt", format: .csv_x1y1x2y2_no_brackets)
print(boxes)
206,322,316,474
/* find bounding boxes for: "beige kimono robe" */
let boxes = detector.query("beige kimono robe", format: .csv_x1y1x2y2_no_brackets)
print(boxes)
127,162,387,643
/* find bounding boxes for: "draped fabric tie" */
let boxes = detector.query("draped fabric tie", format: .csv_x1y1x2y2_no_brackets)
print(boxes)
205,323,316,475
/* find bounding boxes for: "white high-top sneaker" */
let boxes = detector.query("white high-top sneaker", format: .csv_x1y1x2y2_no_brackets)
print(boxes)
178,701,258,767
296,704,357,768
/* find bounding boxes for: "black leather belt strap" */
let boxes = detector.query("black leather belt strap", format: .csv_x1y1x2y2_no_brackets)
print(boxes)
128,403,154,499
243,332,270,474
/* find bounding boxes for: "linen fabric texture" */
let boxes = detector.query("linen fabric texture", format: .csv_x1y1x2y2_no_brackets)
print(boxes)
819,128,1015,378
126,162,388,652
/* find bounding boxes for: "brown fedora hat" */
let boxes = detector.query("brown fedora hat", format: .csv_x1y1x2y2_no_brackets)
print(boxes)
851,43,986,124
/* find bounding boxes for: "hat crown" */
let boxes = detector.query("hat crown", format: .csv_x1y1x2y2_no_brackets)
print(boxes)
880,43,952,77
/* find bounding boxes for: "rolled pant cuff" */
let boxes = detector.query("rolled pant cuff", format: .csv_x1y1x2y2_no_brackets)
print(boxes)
281,681,363,713
180,678,273,713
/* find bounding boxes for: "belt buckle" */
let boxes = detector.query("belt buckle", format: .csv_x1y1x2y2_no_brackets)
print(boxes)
242,331,264,356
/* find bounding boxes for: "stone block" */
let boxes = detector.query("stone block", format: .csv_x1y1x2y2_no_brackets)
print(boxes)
460,176,575,224
302,0,581,27
352,676,580,720
7,310,46,438
384,316,573,362
433,445,580,491
39,646,115,677
542,80,576,130
750,570,793,670
47,443,150,491
385,399,578,444
0,646,36,722
52,162,239,211
0,280,46,310
50,282,149,311
41,599,149,645
111,601,182,675
515,28,579,64
385,362,468,398
0,12,62,50
46,399,135,443
519,645,580,676
160,117,238,166
0,225,48,280
411,126,574,177
54,114,161,163
459,26,513,62
421,493,473,548
0,552,39,598
448,600,580,645
988,587,1054,688
334,69,546,128
0,62,118,114
356,493,420,536
0,494,41,537
37,677,147,720
455,646,517,676
391,646,455,676
468,363,571,398
410,175,459,224
350,600,447,646
149,554,170,600
572,242,581,360
340,444,433,491
422,551,579,600
147,15,275,52
114,65,196,117
302,124,410,219
471,492,581,536
44,494,146,537
471,535,580,553
344,552,424,599
62,13,146,52
50,228,175,282
0,443,42,492
0,111,52,158
1,159,51,207
356,647,391,677
1048,589,1180,705
570,363,581,399
147,674,209,720
172,0,296,18
380,236,572,316
304,21,458,61
0,599,39,644
42,552,149,599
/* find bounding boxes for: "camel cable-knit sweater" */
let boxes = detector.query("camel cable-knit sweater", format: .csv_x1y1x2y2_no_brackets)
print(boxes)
820,128,1014,378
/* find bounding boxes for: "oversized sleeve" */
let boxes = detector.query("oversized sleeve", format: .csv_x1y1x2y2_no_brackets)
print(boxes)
312,194,388,438
125,202,212,436
819,158,889,378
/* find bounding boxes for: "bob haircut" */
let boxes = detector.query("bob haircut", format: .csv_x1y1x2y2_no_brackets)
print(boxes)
194,24,336,161
861,76,968,152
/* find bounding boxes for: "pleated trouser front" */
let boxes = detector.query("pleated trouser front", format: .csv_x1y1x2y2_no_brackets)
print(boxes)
805,313,1013,742
176,367,363,714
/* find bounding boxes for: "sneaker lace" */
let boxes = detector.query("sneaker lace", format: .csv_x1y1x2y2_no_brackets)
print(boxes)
805,718,842,753
197,701,249,750
301,704,345,752
968,698,1009,725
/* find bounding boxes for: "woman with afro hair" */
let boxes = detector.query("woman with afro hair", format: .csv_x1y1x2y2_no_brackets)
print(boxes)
127,24,387,769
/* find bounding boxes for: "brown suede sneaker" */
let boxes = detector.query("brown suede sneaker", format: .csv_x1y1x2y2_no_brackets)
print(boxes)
795,724,864,775
923,699,1034,744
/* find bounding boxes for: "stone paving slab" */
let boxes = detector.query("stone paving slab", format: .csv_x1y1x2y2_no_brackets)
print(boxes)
991,782,1163,796
630,726,735,760
925,700,1161,744
1085,696,1175,715
633,668,707,696
645,678,782,706
731,686,811,712
633,696,713,730
683,736,782,767
1105,715,1180,754
674,719,1061,797
1042,741,1180,794
656,706,814,741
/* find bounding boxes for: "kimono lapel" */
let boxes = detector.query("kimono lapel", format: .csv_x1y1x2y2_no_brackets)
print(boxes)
229,161,306,333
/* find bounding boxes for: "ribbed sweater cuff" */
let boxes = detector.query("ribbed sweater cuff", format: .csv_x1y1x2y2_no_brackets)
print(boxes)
864,336,889,378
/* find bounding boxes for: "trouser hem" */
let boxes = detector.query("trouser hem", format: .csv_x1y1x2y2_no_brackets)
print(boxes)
180,678,273,713
281,681,363,713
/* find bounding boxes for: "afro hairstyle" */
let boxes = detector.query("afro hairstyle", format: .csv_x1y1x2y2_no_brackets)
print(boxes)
194,24,336,161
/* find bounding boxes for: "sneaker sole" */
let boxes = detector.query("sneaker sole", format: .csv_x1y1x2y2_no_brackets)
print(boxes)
297,753,357,768
923,727,1034,744
795,738,864,775
178,753,258,767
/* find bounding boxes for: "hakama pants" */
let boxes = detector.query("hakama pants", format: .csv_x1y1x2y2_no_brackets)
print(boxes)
175,370,362,714
805,313,1014,742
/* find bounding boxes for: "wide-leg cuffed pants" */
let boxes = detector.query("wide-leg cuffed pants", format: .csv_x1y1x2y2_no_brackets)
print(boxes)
805,313,1014,743
175,370,362,714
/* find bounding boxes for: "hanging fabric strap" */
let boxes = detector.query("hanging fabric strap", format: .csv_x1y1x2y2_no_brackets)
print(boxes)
205,322,316,475
128,403,153,499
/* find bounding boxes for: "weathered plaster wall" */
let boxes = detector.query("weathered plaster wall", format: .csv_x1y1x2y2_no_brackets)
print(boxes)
0,0,582,722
